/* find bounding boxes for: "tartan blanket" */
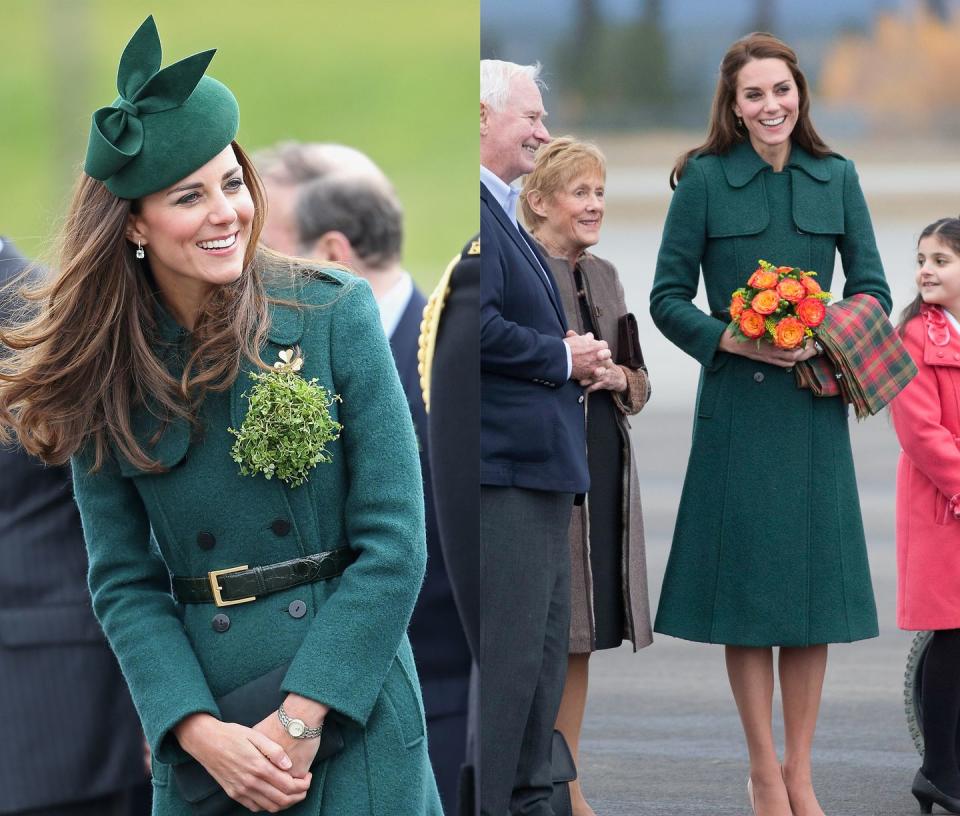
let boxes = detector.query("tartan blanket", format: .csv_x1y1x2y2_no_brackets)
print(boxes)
794,293,917,419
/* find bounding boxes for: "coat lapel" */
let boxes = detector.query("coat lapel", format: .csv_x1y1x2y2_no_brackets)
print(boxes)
230,299,306,430
481,183,566,326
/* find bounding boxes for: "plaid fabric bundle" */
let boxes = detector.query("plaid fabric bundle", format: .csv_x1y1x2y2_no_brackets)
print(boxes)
794,293,917,419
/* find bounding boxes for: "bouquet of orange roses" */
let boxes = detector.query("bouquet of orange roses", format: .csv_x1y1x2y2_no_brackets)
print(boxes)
728,259,832,349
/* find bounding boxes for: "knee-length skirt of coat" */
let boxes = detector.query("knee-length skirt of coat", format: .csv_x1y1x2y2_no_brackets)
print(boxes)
654,354,879,646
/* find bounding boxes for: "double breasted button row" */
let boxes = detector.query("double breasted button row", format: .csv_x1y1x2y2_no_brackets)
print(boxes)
196,519,290,551
211,599,307,633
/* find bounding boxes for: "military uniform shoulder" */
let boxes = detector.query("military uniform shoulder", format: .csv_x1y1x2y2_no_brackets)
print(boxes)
460,235,480,259
418,235,479,411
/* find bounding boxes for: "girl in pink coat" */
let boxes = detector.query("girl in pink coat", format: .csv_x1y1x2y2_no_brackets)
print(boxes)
891,216,960,815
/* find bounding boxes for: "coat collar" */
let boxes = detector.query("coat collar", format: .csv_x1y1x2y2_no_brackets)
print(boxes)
921,304,960,368
719,139,832,188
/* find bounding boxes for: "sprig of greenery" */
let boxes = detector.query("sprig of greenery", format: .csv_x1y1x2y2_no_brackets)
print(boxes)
228,355,342,487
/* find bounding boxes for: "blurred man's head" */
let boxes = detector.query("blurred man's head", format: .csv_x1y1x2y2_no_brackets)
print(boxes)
295,172,403,275
254,141,386,255
480,60,551,185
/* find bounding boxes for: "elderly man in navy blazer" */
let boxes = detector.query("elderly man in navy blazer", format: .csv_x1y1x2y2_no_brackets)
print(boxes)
480,60,612,816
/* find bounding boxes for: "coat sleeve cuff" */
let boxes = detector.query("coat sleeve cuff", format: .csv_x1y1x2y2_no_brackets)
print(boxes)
613,367,650,415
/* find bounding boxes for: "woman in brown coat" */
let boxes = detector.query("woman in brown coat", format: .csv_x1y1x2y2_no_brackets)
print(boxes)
521,137,653,816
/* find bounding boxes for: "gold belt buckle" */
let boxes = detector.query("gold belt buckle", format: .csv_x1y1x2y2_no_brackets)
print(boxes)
207,565,256,607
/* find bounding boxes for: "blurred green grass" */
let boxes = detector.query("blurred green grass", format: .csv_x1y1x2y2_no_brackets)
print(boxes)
0,0,478,289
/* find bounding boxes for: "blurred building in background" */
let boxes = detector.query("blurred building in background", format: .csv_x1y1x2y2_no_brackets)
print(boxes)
482,0,960,138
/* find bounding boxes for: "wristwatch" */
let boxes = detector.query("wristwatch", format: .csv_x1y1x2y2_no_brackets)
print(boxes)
278,703,324,739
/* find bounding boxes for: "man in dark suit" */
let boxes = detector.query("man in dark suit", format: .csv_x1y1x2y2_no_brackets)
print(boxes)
479,61,611,816
284,163,473,816
0,237,149,815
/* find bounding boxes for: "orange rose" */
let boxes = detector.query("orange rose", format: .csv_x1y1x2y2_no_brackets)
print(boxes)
730,293,745,320
777,277,806,304
739,309,766,339
796,297,826,327
747,268,779,289
801,275,822,294
751,289,780,315
773,317,806,349
775,266,794,275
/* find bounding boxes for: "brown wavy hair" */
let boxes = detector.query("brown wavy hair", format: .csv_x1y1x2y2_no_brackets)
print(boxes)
898,217,960,334
0,141,282,472
670,32,832,189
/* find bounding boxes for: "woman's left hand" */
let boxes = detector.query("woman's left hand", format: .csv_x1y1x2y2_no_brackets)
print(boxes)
253,693,330,780
581,360,628,394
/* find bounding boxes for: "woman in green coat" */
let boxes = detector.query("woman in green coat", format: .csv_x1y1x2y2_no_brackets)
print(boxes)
650,33,890,816
0,17,441,816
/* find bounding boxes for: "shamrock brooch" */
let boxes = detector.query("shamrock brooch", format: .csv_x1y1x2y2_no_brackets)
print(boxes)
228,348,342,487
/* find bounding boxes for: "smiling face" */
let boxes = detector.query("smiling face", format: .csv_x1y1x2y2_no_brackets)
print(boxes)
127,144,254,322
531,169,605,258
733,58,800,167
480,74,550,184
917,233,960,317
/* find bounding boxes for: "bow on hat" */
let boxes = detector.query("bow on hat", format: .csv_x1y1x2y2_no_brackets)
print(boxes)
85,16,216,181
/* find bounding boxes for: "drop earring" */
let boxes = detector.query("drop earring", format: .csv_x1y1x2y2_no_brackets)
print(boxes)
136,240,145,260
736,116,743,130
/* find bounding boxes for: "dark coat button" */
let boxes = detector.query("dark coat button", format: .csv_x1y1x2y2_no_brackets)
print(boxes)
197,532,216,550
212,613,230,633
288,600,307,619
271,519,292,537
753,372,765,383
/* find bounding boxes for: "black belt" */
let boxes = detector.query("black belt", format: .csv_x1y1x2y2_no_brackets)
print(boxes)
172,547,357,607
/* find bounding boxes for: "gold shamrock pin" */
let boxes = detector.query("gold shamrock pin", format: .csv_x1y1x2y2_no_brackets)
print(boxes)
274,347,304,372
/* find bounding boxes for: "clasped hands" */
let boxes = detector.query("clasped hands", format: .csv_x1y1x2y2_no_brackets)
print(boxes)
174,693,327,813
564,331,627,393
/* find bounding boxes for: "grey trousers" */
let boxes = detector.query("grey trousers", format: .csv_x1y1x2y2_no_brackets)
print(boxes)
480,486,573,816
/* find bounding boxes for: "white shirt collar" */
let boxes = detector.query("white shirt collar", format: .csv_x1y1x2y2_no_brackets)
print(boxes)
377,271,414,339
480,165,520,227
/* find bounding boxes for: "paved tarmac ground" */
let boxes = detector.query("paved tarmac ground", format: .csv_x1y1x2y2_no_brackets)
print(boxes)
577,407,920,816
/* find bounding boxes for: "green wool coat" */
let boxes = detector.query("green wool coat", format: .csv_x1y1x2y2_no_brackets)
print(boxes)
71,267,442,815
649,140,892,647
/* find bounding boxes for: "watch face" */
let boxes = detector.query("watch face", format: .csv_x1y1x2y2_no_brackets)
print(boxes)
288,718,306,738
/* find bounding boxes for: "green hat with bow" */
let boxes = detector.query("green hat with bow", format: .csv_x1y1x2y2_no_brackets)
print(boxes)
84,16,239,200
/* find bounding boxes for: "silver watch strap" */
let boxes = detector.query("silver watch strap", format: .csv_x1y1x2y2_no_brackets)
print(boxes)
278,702,324,739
